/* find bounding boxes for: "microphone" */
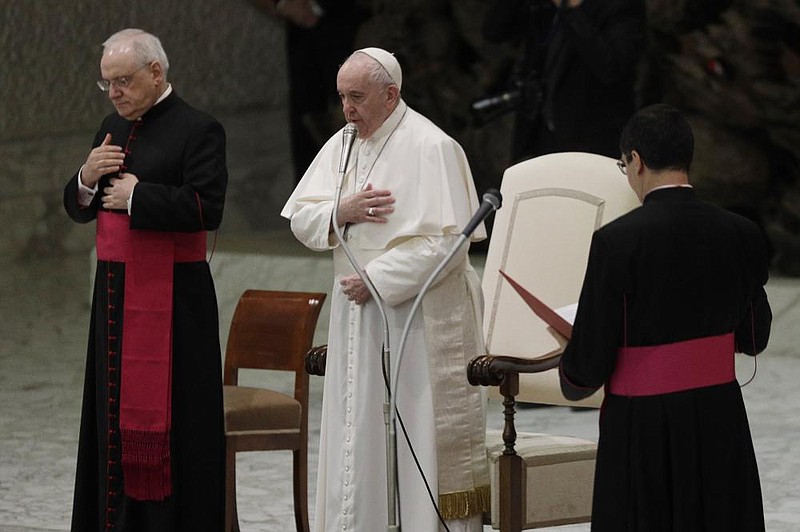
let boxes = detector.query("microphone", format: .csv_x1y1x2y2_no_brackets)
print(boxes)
338,123,358,175
462,188,502,237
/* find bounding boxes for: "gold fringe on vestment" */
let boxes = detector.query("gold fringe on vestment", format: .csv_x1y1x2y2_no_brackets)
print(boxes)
438,484,491,520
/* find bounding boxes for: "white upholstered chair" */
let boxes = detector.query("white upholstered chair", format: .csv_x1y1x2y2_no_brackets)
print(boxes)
468,152,640,531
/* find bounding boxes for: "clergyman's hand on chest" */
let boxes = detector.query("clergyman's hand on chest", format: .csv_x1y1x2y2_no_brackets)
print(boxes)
82,133,125,189
336,183,395,227
102,173,139,211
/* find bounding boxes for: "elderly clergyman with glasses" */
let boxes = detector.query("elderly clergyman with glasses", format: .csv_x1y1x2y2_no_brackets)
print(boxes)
63,28,228,531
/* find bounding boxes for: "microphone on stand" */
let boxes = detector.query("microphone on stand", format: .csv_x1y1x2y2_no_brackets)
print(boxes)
336,123,358,241
462,188,502,238
338,123,358,177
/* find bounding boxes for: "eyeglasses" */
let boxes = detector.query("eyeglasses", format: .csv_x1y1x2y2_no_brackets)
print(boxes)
616,159,627,175
96,62,151,92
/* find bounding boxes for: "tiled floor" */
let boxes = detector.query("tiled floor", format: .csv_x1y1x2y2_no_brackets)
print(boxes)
1,242,798,531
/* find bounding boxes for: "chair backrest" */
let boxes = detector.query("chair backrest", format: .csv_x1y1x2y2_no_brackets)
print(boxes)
223,290,327,392
482,152,640,407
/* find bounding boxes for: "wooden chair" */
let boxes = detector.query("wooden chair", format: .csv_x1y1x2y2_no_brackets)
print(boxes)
223,289,326,532
467,152,640,531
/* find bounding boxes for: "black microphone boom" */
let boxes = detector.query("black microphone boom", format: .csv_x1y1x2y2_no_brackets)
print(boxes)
338,123,358,175
462,189,502,237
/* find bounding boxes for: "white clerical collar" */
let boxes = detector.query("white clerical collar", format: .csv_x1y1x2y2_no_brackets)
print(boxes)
644,183,692,199
156,83,173,105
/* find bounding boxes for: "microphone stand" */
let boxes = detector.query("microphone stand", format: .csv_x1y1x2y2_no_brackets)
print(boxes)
330,124,401,531
389,231,468,469
389,190,501,528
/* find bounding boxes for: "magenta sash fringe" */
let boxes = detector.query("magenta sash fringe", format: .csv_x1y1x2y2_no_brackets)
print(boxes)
96,211,206,500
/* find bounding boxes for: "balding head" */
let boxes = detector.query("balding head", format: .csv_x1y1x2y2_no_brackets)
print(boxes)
103,29,170,78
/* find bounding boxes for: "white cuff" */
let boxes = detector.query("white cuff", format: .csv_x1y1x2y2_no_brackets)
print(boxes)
77,166,98,207
127,187,134,216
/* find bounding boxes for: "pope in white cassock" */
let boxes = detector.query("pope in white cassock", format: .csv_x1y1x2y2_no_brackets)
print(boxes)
281,48,490,531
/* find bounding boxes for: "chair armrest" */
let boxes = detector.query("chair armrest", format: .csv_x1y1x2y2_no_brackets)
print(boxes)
466,349,562,532
467,350,562,387
305,345,328,376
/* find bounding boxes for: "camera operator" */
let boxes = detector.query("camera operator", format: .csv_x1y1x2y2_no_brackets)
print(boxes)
482,0,646,163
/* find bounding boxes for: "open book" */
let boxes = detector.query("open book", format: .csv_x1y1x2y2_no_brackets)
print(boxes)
499,270,576,340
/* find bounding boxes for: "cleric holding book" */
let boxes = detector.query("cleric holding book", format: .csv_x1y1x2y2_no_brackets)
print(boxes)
559,103,772,531
281,48,490,531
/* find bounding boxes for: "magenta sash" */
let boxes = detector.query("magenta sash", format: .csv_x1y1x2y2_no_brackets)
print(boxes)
96,211,206,500
608,333,735,397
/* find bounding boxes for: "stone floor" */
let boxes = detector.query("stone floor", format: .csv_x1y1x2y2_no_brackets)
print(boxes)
1,236,799,531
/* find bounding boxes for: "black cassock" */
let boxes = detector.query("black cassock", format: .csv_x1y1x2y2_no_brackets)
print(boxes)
64,92,227,531
560,187,772,532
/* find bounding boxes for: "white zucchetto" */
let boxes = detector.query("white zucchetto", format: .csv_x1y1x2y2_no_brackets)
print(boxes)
355,47,402,90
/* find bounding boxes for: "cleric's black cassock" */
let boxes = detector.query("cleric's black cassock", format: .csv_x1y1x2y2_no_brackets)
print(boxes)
64,92,227,532
560,187,772,532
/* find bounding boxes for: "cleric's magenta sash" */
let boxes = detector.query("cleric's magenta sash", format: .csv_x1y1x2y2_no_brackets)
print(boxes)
608,333,735,397
96,210,206,500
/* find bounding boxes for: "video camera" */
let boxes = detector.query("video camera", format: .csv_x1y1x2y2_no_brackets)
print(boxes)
470,70,544,127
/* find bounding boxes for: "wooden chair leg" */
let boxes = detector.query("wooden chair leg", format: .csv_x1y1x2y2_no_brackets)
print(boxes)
500,452,525,532
225,446,240,532
499,374,523,532
293,447,311,532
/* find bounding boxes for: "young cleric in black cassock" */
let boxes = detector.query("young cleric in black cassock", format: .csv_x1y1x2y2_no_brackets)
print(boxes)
63,86,227,530
559,185,772,530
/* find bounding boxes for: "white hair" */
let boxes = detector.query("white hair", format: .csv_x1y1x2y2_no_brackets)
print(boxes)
103,29,170,77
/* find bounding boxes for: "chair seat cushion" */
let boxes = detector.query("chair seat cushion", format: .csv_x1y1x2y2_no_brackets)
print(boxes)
223,385,301,432
485,429,597,529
